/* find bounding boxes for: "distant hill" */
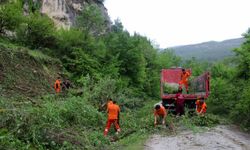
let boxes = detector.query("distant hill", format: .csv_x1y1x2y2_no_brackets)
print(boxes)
170,38,245,62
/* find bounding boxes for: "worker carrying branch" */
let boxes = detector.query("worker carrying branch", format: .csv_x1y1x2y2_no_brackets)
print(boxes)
196,98,207,116
154,104,167,127
179,69,191,93
104,100,121,136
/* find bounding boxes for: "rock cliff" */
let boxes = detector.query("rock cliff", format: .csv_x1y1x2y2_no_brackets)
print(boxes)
24,0,110,28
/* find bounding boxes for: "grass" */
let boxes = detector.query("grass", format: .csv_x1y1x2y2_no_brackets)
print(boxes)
28,50,53,62
0,41,62,98
0,95,161,149
0,96,109,149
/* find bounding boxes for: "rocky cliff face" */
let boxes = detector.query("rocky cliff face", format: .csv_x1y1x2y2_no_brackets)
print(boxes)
25,0,110,28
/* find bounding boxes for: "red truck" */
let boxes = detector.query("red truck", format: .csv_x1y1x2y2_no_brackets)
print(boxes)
161,67,210,113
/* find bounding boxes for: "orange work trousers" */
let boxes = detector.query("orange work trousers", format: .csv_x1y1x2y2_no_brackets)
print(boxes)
55,88,60,93
104,119,120,136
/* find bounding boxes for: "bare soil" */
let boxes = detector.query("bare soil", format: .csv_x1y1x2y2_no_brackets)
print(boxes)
144,125,250,150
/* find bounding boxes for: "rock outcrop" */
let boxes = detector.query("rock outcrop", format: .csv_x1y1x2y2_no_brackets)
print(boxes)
24,0,110,28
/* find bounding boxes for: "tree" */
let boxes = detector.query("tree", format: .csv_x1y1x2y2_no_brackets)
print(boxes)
157,49,181,69
76,4,106,35
65,48,101,80
16,13,56,49
234,28,250,80
55,28,85,56
111,19,124,33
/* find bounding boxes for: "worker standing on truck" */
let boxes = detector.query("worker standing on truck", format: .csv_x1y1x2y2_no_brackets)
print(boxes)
175,88,185,116
154,104,167,127
179,69,191,94
54,77,61,94
196,98,207,116
104,101,121,136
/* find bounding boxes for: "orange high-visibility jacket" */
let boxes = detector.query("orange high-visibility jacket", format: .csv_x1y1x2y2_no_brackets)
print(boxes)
181,71,190,83
107,101,113,111
196,100,207,113
54,79,61,90
107,104,120,120
154,105,166,116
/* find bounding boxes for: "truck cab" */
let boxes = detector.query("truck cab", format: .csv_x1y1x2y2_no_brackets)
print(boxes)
161,67,210,113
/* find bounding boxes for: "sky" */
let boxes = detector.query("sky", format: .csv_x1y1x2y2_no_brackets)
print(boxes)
104,0,250,48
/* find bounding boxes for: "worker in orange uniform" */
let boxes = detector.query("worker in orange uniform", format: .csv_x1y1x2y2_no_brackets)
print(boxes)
54,77,61,94
154,104,167,127
104,101,121,136
196,98,207,116
179,69,191,94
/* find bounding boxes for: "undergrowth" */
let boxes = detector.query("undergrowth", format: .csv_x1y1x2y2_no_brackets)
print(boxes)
0,95,159,150
0,43,61,98
0,96,108,149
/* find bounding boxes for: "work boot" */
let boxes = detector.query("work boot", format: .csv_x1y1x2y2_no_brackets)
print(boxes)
104,128,108,136
116,128,121,135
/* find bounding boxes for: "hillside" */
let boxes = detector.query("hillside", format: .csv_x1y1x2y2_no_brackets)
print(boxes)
0,41,62,99
171,38,245,62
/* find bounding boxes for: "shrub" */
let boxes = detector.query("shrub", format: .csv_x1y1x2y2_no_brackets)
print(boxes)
206,78,238,115
230,83,250,131
0,1,23,35
16,13,56,49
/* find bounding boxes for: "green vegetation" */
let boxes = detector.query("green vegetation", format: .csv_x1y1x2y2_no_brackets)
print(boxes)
163,83,179,94
0,1,23,34
0,1,174,149
207,30,250,131
16,13,56,49
0,0,250,149
0,42,61,98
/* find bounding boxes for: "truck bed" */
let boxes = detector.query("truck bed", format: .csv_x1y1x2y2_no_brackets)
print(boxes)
162,93,206,100
161,68,210,100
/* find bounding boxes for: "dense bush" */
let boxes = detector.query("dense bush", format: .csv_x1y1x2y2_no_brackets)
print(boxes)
0,1,23,35
16,13,56,49
207,30,250,130
0,96,108,149
230,82,250,130
207,78,238,115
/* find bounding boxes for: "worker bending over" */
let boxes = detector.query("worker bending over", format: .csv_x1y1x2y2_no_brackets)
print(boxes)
154,104,167,127
179,69,191,94
196,98,207,116
104,101,121,136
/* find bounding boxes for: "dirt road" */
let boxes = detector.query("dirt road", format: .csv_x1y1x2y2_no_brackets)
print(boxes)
144,126,250,150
